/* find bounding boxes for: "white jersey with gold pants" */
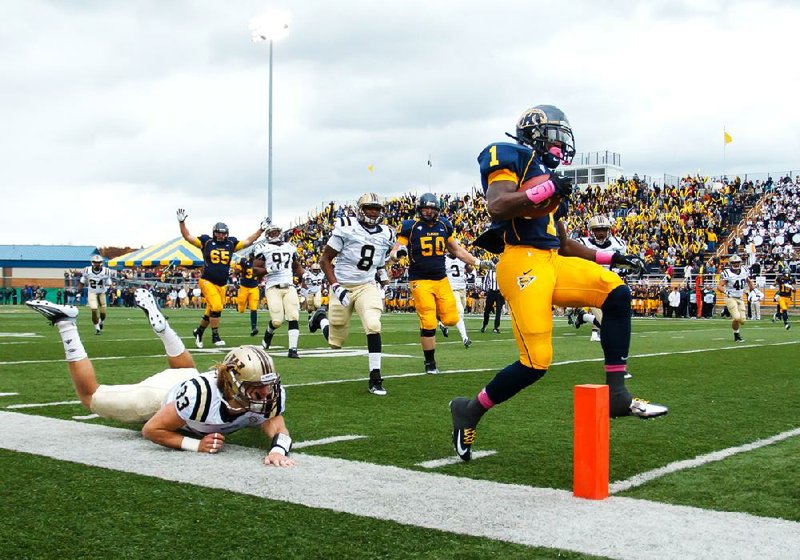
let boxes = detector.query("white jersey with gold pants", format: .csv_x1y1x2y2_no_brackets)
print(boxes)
445,255,472,346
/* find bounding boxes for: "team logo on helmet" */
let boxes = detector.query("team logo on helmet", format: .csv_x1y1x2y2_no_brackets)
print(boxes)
514,104,576,166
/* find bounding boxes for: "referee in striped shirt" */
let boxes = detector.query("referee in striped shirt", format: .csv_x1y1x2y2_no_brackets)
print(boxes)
481,269,504,333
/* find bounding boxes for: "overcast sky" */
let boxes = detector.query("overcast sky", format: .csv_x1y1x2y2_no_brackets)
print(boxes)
3,0,799,248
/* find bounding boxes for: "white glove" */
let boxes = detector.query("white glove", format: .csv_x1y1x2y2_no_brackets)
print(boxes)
260,217,271,230
378,286,387,300
331,283,351,307
478,259,495,271
176,208,188,222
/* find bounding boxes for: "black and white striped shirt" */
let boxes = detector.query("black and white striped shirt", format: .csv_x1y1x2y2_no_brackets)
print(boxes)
482,270,498,292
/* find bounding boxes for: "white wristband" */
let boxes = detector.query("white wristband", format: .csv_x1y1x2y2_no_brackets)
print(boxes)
270,432,292,456
180,437,200,452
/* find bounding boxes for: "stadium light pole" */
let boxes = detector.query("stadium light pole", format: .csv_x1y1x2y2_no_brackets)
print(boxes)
249,9,291,222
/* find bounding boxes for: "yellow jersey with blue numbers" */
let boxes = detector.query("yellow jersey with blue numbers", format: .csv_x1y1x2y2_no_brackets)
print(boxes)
477,142,567,250
194,235,244,286
397,218,454,281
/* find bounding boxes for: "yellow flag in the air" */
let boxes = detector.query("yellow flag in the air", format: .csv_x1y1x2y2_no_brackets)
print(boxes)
724,131,733,145
368,164,374,173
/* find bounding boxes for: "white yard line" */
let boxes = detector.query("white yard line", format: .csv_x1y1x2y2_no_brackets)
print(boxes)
416,450,497,468
610,427,800,494
1,411,797,560
7,400,81,409
293,435,367,449
0,392,19,397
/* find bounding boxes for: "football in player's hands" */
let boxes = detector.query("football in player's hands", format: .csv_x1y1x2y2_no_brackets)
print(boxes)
176,208,188,222
520,174,562,217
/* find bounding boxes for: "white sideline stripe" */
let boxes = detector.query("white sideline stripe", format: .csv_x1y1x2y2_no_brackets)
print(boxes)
293,435,367,449
416,450,497,468
7,400,80,409
610,427,800,494
1,412,798,560
0,392,19,397
72,413,100,420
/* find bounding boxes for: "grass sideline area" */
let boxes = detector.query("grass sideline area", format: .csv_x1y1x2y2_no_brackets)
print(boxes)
0,305,798,557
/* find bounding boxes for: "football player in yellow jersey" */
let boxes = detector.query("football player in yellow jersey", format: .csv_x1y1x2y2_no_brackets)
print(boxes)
390,193,493,374
235,256,262,336
450,104,667,462
773,272,794,330
178,209,267,348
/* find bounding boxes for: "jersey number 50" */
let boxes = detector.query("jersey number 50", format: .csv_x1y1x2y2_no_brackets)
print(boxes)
420,236,445,257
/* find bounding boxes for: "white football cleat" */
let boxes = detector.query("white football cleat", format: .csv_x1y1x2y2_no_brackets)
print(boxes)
590,330,601,342
134,289,166,333
26,300,79,325
629,398,668,419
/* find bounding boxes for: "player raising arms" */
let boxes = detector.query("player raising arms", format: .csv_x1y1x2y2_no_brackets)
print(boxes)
76,254,115,335
450,104,667,461
178,209,267,348
390,193,494,374
26,292,294,466
250,225,304,359
309,193,395,395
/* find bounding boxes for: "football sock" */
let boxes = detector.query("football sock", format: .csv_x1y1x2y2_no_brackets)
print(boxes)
455,318,468,340
600,284,632,367
322,325,329,340
57,320,87,362
250,311,258,330
606,368,633,417
156,325,185,357
196,325,206,336
288,320,299,350
211,328,220,339
484,360,546,405
423,349,435,363
367,333,381,371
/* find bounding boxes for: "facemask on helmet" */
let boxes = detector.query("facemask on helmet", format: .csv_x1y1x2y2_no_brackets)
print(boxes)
417,193,440,223
219,346,281,417
264,226,283,244
357,192,385,226
588,215,613,245
91,255,104,271
513,105,576,169
728,254,742,272
213,222,229,243
310,263,321,273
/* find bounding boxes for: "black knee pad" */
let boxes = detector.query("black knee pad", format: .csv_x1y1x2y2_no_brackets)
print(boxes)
201,314,210,322
602,284,632,316
420,328,436,337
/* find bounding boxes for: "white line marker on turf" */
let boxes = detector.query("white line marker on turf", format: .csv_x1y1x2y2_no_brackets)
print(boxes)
72,413,100,420
6,400,81,409
0,392,19,397
293,435,367,449
416,450,497,468
610,427,800,494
